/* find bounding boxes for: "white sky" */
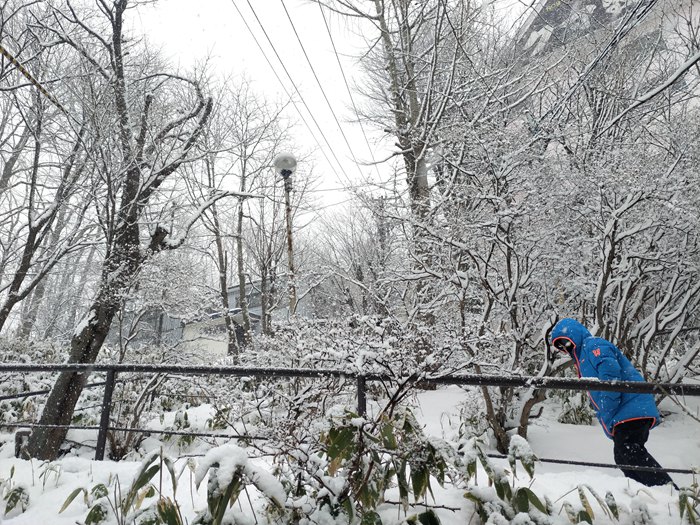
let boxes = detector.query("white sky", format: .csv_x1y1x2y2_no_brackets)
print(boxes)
134,0,389,213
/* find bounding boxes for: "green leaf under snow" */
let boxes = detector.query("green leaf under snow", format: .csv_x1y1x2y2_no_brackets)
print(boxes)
411,465,430,501
513,487,530,513
341,496,355,522
418,509,441,525
380,422,397,450
396,460,410,510
360,510,382,525
605,492,620,521
326,426,356,461
522,487,547,514
407,509,441,525
90,483,109,500
85,502,108,525
4,486,29,515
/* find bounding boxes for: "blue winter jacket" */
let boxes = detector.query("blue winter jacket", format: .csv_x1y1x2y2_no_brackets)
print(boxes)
551,318,660,438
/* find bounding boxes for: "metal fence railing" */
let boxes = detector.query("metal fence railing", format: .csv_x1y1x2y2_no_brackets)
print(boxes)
0,363,698,476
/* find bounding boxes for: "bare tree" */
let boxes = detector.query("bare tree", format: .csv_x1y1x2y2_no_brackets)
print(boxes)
319,0,700,452
25,0,217,460
0,2,96,335
187,80,292,356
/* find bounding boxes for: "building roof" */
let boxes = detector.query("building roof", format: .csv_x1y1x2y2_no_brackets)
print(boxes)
516,0,636,56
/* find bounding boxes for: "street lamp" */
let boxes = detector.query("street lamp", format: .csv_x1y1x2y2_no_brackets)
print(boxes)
274,153,298,316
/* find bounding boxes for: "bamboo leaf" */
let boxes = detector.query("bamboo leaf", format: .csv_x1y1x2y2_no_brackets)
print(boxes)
328,456,343,476
578,486,594,520
90,483,109,500
521,457,536,478
396,460,410,511
134,484,156,510
341,497,355,522
380,422,397,449
407,509,442,525
123,464,160,512
605,491,620,520
85,502,108,525
580,484,612,520
513,487,530,513
132,464,161,494
561,501,577,522
162,455,178,495
523,487,547,513
157,497,184,525
360,510,382,525
466,457,477,480
59,487,87,513
326,427,356,461
464,492,489,523
495,478,511,502
476,448,495,479
417,509,441,525
211,473,242,525
4,486,29,515
411,465,429,501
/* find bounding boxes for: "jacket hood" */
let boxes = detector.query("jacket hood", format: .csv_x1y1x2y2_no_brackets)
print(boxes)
551,318,592,353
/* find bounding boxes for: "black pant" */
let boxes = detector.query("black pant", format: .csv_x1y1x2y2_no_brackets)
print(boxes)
613,419,674,487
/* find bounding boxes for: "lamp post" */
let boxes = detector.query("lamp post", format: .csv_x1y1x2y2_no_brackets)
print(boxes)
274,153,298,316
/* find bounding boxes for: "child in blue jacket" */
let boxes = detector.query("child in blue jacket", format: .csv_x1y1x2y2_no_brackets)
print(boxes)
551,318,676,488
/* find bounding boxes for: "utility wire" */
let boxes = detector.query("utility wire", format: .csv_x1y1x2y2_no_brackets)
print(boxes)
0,42,67,114
228,0,342,182
243,0,353,182
279,0,365,181
316,3,384,182
232,0,353,183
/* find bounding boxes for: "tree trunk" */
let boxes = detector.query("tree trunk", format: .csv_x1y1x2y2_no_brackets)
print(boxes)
18,202,73,339
24,0,212,460
210,205,240,361
46,244,97,340
260,264,274,335
236,198,253,344
27,284,121,459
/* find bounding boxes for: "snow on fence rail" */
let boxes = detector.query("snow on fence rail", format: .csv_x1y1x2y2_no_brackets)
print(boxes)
0,363,698,474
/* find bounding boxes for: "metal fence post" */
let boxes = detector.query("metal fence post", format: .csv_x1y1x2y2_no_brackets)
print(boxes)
95,370,117,461
357,375,366,416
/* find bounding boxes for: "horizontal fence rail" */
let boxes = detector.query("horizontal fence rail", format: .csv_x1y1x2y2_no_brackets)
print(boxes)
0,363,699,395
0,363,698,476
0,380,112,402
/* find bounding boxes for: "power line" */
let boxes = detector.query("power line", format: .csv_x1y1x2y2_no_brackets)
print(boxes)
305,184,368,193
0,42,67,114
316,3,384,182
232,0,354,184
243,0,353,182
279,0,365,182
227,0,342,182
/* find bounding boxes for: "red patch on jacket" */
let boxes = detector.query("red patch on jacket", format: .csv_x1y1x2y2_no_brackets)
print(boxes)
592,349,601,357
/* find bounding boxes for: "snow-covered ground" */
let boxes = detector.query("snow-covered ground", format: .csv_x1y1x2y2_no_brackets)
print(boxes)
0,387,697,524
413,386,699,524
